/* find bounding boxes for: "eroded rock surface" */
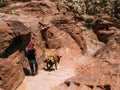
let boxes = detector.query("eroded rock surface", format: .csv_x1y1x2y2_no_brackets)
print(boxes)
0,0,120,90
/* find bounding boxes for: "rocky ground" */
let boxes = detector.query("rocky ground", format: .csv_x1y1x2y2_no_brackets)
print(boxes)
0,0,120,90
17,50,92,90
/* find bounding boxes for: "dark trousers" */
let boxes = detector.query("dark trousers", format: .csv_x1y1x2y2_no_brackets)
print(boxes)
29,60,38,73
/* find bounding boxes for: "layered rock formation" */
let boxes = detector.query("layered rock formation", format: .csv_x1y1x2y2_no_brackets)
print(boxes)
56,29,120,90
0,8,43,90
0,20,31,90
0,0,120,90
94,29,120,64
0,0,86,90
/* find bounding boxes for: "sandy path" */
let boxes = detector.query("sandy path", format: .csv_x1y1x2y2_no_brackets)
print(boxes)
17,65,75,90
17,49,90,90
16,56,89,90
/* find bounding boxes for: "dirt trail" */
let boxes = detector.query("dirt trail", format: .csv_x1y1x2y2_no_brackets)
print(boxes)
17,55,90,90
16,24,100,90
17,68,75,90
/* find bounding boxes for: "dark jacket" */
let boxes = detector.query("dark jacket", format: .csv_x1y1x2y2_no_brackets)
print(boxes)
26,48,36,61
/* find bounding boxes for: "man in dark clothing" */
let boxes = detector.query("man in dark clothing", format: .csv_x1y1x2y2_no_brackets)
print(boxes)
25,41,38,76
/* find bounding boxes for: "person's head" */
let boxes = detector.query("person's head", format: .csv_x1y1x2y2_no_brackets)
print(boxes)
28,41,34,48
25,41,35,52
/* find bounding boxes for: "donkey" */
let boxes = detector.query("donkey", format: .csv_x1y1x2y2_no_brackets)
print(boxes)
44,54,62,70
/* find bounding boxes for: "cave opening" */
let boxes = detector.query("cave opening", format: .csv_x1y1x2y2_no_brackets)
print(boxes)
2,35,23,58
0,33,31,58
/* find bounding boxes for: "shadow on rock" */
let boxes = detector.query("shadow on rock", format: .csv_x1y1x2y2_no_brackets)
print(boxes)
43,67,55,72
23,68,31,76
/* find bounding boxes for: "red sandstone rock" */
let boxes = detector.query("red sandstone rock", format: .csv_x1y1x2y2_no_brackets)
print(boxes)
0,0,120,90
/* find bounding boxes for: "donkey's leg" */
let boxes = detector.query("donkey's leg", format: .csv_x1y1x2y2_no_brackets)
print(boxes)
49,60,53,70
46,62,49,70
55,62,57,70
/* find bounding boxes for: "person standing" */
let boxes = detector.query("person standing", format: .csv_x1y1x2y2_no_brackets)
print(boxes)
25,41,38,76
